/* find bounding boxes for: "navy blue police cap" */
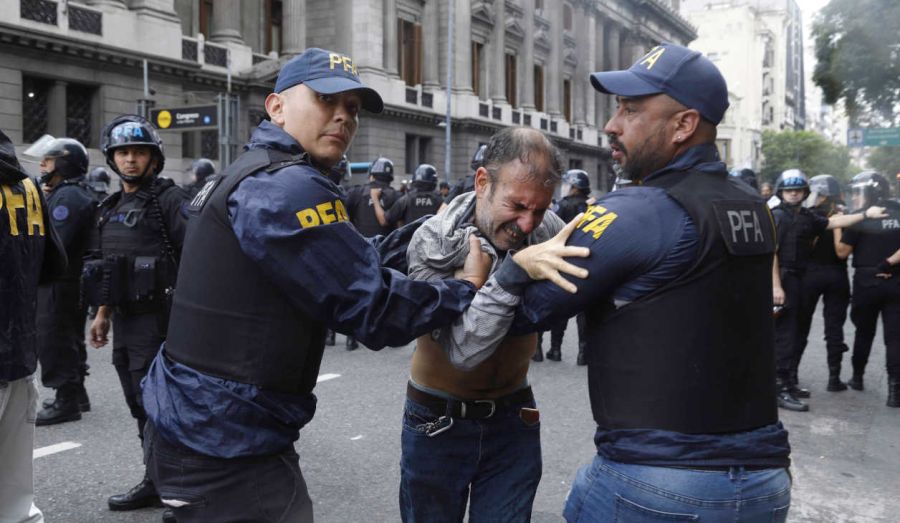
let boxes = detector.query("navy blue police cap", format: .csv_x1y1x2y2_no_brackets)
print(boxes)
275,48,384,114
590,43,729,124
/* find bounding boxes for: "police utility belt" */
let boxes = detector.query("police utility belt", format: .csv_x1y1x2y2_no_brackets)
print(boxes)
82,254,174,314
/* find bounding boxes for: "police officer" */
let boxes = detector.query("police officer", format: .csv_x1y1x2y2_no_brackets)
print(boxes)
836,171,900,407
139,47,489,522
444,144,486,204
729,167,759,191
86,166,111,200
84,114,188,511
771,169,886,411
324,155,350,347
184,157,215,198
439,181,450,200
344,156,398,349
0,128,65,522
535,169,591,365
795,174,851,392
386,163,442,227
31,138,96,426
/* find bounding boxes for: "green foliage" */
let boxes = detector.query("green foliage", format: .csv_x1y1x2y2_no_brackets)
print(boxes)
867,146,900,175
761,130,853,183
812,0,900,124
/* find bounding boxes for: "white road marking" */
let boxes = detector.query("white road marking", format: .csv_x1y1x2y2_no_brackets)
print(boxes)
351,435,364,441
317,373,341,383
34,441,81,459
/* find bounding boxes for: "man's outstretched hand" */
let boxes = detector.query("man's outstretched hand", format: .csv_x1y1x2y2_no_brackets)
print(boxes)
512,214,591,293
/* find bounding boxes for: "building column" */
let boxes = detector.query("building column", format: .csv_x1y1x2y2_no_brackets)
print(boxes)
573,3,590,126
47,81,67,138
547,2,563,117
423,0,440,87
209,0,243,44
593,15,605,128
281,0,306,55
383,0,399,76
519,0,535,111
453,0,473,93
606,22,620,124
490,0,506,104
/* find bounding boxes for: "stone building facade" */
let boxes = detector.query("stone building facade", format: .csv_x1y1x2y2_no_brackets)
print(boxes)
1,0,694,191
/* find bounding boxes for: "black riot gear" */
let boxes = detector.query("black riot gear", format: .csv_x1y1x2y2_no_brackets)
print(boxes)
39,138,89,184
563,169,590,193
101,115,166,184
87,167,111,195
328,155,350,185
849,171,891,210
191,158,216,184
775,169,809,197
470,144,487,172
412,164,438,191
369,157,394,182
728,168,758,190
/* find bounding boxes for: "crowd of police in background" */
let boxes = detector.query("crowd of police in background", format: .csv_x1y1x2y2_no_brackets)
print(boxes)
3,107,900,518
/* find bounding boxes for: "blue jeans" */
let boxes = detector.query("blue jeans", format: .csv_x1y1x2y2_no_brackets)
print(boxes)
399,396,542,522
563,455,791,522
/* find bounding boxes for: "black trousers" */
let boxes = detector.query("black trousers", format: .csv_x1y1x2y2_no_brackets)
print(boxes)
775,270,803,380
36,281,89,389
541,314,587,351
144,423,313,523
112,312,166,441
795,265,850,369
850,270,900,377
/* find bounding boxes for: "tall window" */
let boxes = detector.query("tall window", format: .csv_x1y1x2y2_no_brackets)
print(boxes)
471,41,484,98
534,65,544,112
66,84,95,147
563,4,573,31
563,79,572,122
398,19,423,86
265,0,283,54
405,134,431,173
535,0,544,10
199,0,213,37
505,54,517,107
22,77,51,143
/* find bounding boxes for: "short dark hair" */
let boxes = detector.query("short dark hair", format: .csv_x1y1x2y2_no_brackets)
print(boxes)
482,127,562,187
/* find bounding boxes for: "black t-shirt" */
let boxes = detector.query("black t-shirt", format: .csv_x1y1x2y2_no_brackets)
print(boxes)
773,204,829,270
841,201,900,268
808,208,846,267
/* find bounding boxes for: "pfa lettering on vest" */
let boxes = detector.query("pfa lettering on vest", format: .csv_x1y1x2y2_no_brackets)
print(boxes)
712,201,775,256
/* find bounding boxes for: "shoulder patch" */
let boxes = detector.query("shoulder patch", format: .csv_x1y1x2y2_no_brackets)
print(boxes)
52,205,69,221
712,200,776,256
188,176,223,213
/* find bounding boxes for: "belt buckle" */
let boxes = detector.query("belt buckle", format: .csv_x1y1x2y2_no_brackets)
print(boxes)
472,399,495,419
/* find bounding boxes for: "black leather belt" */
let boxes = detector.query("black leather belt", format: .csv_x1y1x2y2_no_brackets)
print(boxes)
670,464,781,472
406,382,534,420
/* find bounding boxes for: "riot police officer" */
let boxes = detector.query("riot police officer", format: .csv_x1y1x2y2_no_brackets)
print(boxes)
386,163,442,227
32,138,96,426
444,144,486,204
771,169,886,411
795,174,851,392
324,155,350,347
84,114,188,511
184,157,216,198
0,129,65,522
346,156,398,237
836,171,900,407
86,166,111,200
535,169,591,365
729,167,759,191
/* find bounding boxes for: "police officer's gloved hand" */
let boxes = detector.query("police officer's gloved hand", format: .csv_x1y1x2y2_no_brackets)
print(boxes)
875,259,894,277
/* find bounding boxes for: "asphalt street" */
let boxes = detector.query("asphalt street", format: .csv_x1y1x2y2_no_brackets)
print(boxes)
32,307,899,523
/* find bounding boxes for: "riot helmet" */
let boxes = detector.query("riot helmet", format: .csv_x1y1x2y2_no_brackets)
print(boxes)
728,168,758,190
774,169,809,206
849,171,891,211
328,155,350,185
412,163,438,191
470,144,487,172
562,169,590,195
37,137,89,185
86,166,111,194
101,114,165,184
806,174,842,210
369,157,394,183
191,158,216,185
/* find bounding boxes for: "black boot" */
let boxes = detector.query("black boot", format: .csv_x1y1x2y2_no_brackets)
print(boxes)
345,336,359,351
826,366,847,392
108,476,161,511
576,344,586,366
162,509,177,523
531,339,544,362
789,371,810,398
546,345,562,362
36,385,82,426
324,330,335,346
848,372,864,391
777,378,809,412
887,377,900,408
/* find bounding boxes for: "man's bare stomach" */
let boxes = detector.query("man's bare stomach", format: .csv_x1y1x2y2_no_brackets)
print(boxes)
410,333,537,399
